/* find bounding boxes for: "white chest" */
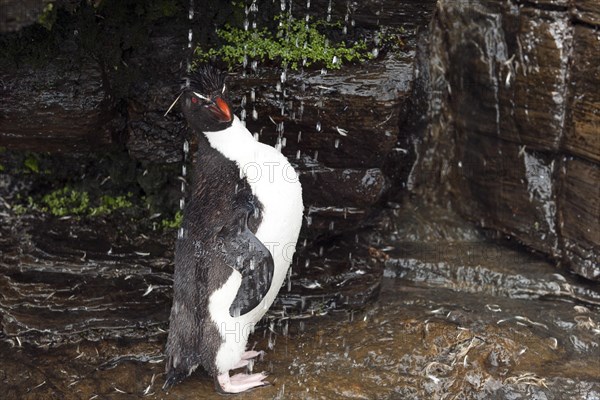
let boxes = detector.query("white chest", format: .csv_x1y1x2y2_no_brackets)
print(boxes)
204,117,304,374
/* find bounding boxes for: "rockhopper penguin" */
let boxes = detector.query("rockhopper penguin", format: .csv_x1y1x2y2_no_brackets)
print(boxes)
164,65,303,393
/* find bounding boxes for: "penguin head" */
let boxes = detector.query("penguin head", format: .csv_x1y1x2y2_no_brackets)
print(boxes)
181,65,234,132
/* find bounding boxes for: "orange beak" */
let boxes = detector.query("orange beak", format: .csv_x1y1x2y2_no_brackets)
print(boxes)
208,96,232,122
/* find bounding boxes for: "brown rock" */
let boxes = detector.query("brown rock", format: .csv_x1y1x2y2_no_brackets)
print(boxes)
299,167,387,208
454,132,560,256
507,7,570,151
559,157,600,280
0,61,122,152
574,0,600,25
565,24,600,163
415,0,600,279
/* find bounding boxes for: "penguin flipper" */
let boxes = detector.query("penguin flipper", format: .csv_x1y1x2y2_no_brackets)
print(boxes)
222,229,274,316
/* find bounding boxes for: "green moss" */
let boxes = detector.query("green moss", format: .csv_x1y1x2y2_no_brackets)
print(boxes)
37,3,57,30
42,187,90,216
377,26,407,55
160,210,183,229
39,187,133,217
196,15,373,70
89,193,134,216
12,204,28,215
24,154,40,173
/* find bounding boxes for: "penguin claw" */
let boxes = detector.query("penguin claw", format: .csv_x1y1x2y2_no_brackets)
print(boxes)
215,371,270,394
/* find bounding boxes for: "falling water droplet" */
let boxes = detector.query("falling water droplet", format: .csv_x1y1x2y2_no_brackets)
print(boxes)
183,140,189,154
297,131,302,142
313,150,319,161
334,138,340,148
316,121,322,132
252,108,258,120
296,150,301,159
329,221,335,231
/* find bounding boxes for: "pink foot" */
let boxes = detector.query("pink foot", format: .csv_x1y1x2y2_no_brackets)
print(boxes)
216,371,270,393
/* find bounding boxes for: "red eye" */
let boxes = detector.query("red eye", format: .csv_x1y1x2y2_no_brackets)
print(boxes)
191,96,198,104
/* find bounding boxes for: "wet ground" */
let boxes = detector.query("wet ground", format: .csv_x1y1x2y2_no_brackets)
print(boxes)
1,203,599,399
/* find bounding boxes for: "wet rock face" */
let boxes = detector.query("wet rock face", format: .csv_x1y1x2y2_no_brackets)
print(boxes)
0,59,123,152
412,0,600,280
230,61,407,241
0,0,437,243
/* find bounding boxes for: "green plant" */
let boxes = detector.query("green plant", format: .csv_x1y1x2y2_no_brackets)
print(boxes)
89,193,134,215
195,15,373,70
37,3,57,30
42,187,90,216
377,26,406,53
40,187,133,216
24,154,40,173
161,210,183,229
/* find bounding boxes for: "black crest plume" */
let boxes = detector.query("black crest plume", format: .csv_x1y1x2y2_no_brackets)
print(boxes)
187,65,226,95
